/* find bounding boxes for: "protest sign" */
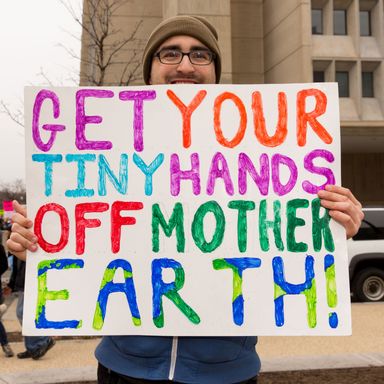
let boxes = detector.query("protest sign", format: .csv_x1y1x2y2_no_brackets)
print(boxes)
3,200,14,219
23,83,351,336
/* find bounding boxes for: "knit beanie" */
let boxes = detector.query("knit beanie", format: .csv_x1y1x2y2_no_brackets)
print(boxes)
142,15,221,84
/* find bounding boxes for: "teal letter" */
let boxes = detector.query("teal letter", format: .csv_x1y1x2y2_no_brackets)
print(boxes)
65,153,96,197
133,153,164,196
32,154,63,196
98,154,128,196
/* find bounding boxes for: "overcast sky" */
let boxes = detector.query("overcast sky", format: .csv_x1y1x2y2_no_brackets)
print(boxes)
0,0,82,184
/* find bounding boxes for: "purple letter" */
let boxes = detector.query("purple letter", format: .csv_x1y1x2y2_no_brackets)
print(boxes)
76,89,114,150
206,152,234,196
272,154,298,196
238,153,269,195
170,153,200,196
32,90,66,152
302,149,335,194
119,91,157,152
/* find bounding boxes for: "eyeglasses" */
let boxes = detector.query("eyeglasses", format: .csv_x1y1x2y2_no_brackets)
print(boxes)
154,49,215,66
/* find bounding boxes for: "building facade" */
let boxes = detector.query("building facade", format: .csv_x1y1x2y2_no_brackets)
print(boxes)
80,0,384,205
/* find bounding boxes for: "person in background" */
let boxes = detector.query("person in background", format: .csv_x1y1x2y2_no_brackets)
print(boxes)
0,240,14,357
7,255,55,360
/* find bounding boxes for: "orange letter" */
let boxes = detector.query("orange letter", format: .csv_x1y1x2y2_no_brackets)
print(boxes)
167,90,207,148
252,91,287,147
297,89,333,146
214,92,247,148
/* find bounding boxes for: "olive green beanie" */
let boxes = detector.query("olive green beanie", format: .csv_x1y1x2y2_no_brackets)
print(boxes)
142,15,221,84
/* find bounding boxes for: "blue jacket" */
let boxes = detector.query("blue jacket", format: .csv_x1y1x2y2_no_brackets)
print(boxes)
95,335,260,383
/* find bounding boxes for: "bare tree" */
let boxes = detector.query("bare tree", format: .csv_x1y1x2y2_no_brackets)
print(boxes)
0,179,26,204
60,0,143,86
1,0,144,128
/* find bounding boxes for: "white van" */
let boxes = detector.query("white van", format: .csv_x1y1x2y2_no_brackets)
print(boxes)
347,207,384,302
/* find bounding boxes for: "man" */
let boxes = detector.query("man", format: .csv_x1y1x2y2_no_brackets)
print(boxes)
8,255,55,360
8,15,363,384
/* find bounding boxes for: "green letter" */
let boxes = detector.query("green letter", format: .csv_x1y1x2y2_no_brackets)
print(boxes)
287,199,309,252
259,199,284,251
312,198,335,252
228,200,255,252
152,203,185,252
192,201,225,252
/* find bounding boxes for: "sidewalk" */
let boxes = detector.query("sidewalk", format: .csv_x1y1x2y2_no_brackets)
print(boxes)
1,294,384,384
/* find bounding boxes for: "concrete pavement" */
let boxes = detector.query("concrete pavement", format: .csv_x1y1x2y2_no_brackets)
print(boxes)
1,294,384,384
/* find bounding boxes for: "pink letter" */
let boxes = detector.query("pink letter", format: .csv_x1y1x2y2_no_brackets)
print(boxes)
170,153,200,196
119,90,157,152
302,149,335,194
32,90,66,152
206,152,234,195
76,89,114,150
272,154,298,196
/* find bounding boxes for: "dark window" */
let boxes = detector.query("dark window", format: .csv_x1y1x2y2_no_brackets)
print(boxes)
312,9,323,34
336,71,349,97
360,10,371,36
353,209,384,240
362,71,374,97
313,71,325,82
334,9,347,35
353,221,384,240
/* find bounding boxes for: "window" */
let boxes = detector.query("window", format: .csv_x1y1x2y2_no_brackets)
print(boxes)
362,71,374,97
334,9,347,35
312,9,323,34
353,209,384,240
313,71,325,82
360,10,371,36
336,71,349,97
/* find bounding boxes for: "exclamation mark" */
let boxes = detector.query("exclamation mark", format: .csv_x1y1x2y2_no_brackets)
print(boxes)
324,254,338,328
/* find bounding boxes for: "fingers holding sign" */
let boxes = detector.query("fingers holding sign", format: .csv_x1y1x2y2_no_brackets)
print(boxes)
6,200,38,261
318,185,364,239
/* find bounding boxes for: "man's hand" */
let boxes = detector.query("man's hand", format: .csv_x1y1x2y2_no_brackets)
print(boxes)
318,185,364,239
6,200,38,261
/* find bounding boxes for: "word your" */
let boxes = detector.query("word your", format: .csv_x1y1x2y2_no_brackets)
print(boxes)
31,88,333,152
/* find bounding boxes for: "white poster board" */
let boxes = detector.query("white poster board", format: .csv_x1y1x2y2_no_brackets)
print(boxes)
23,83,351,336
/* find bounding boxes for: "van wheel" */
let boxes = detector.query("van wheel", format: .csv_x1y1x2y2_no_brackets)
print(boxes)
352,268,384,302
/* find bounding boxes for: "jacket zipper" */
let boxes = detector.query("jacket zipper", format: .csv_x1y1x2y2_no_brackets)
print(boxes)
168,336,178,380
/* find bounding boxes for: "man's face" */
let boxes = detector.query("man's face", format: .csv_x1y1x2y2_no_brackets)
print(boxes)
149,35,216,85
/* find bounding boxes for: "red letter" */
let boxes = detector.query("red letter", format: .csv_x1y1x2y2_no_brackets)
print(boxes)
214,92,247,148
167,90,207,148
252,91,287,147
34,203,69,253
75,202,109,255
111,201,144,253
297,89,333,146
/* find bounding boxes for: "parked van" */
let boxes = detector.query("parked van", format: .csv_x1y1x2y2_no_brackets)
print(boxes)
347,207,384,302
